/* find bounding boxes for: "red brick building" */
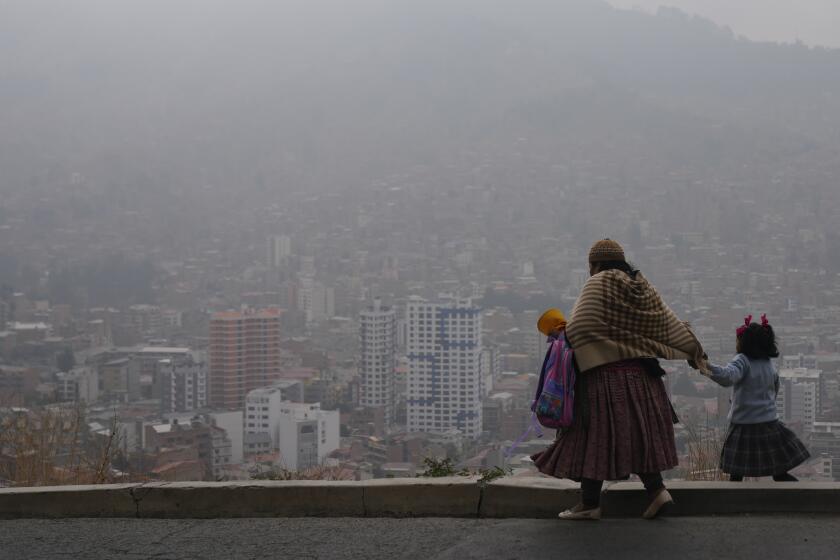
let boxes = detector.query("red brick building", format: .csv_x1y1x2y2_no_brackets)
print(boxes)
209,308,282,409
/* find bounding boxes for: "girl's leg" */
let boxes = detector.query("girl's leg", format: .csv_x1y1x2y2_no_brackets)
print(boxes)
581,478,604,509
729,474,744,482
772,473,798,482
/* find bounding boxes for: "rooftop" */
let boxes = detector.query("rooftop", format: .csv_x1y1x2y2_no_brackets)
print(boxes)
211,308,283,320
779,368,823,379
139,347,191,354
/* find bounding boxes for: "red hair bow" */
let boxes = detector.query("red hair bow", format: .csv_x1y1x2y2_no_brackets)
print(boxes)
761,314,770,328
736,315,752,337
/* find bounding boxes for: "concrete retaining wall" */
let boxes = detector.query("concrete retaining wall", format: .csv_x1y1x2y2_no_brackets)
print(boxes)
2,478,839,519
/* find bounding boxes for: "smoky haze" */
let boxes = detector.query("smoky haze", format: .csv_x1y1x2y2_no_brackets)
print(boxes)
1,0,839,286
607,0,840,48
2,0,840,273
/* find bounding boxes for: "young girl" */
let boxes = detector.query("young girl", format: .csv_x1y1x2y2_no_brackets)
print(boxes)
706,314,810,481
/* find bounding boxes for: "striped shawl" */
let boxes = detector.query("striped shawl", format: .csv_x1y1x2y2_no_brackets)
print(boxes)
566,270,708,374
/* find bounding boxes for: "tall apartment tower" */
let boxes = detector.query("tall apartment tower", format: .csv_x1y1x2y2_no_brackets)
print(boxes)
209,308,282,409
359,299,397,426
406,296,483,438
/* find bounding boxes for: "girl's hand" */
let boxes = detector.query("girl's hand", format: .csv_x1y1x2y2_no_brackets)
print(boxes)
688,353,709,370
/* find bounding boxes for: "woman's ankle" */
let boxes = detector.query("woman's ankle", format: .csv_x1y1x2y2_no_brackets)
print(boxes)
638,473,665,497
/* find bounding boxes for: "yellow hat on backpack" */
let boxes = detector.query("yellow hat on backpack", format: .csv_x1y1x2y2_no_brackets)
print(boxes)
537,308,567,336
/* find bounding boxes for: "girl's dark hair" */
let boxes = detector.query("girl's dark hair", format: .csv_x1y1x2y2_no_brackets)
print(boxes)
738,323,780,360
596,260,638,278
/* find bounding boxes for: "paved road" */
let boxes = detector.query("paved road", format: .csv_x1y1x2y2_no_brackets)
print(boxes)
2,516,839,560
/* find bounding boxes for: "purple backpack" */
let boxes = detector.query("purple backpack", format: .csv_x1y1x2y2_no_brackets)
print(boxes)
532,333,576,429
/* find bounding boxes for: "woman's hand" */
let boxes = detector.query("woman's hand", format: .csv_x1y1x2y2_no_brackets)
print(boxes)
687,353,708,372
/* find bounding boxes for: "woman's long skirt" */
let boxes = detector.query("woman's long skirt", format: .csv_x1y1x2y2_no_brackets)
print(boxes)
531,360,678,481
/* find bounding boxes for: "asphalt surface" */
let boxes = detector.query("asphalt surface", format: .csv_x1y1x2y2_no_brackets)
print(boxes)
2,516,839,560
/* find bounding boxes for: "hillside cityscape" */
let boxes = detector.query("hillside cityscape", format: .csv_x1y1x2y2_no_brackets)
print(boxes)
2,0,840,486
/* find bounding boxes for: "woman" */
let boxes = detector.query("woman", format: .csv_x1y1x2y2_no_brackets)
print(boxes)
532,239,708,520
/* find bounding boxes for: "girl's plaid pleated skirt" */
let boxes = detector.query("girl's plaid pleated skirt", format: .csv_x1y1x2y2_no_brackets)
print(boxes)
720,420,810,477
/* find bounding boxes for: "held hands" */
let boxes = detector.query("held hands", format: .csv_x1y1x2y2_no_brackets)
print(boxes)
687,353,709,375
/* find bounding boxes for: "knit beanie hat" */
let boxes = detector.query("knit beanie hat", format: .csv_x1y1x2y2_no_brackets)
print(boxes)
588,238,625,264
537,308,567,336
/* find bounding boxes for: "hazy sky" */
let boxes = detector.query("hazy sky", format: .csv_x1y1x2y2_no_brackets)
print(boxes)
607,0,840,48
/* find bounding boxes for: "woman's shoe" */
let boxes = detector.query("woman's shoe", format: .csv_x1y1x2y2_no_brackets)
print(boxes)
558,503,602,520
642,488,674,519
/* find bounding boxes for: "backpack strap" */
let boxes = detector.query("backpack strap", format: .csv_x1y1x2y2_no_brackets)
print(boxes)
532,336,557,407
505,412,544,459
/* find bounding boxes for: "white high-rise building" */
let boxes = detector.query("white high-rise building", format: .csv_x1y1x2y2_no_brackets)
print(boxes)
777,367,822,432
406,296,483,438
267,235,292,268
360,299,397,426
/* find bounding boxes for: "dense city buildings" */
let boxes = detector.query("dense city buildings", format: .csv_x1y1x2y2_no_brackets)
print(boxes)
209,309,283,410
2,2,840,487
